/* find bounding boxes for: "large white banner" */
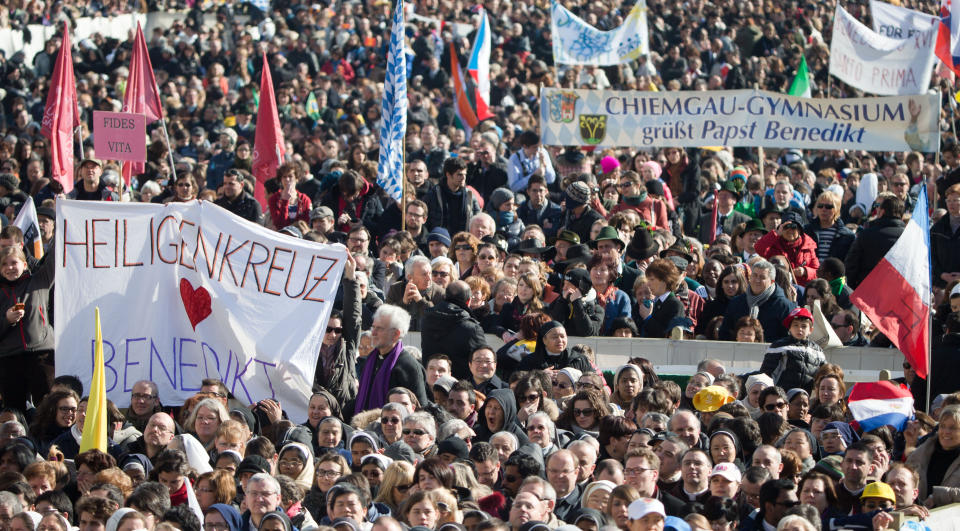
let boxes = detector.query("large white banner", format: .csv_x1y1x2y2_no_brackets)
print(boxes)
551,0,648,65
829,5,937,95
54,200,347,421
869,0,939,38
540,87,940,152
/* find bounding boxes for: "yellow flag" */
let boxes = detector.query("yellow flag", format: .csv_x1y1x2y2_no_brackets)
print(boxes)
79,307,108,453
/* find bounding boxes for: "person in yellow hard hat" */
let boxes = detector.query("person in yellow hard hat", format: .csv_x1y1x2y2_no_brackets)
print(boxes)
860,481,896,512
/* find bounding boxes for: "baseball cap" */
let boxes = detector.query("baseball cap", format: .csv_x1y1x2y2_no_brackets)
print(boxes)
782,307,813,328
709,462,742,483
693,386,734,412
627,498,665,520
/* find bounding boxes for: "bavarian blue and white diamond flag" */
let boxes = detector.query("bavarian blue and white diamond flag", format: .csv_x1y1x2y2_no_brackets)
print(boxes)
551,0,648,65
377,0,407,203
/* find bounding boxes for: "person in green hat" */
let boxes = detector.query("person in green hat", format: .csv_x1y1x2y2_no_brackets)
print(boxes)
590,225,641,295
698,180,751,243
553,230,581,263
736,219,768,262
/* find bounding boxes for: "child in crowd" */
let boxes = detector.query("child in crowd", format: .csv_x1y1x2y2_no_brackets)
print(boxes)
757,307,825,392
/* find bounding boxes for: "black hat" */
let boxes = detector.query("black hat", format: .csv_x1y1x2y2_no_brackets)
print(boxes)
36,207,55,221
561,150,585,164
556,244,593,270
563,268,593,294
781,210,805,228
759,203,785,219
626,227,658,261
660,240,692,262
645,180,665,197
438,437,470,461
236,455,270,476
515,238,553,255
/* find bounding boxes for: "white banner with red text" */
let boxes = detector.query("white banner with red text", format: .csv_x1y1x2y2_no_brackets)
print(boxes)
54,200,346,421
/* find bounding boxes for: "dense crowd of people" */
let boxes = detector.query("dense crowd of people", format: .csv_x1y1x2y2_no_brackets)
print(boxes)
0,0,960,529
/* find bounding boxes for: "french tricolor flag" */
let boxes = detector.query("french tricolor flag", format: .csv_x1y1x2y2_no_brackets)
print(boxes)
848,381,915,432
850,185,931,378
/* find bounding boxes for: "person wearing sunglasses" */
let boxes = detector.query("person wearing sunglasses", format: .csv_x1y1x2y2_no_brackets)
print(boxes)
401,412,438,459
372,461,414,515
804,190,854,262
315,254,361,408
559,389,610,438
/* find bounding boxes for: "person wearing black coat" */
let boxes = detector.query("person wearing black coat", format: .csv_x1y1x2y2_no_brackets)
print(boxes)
637,259,687,338
473,388,530,445
845,196,906,288
518,321,592,373
719,260,797,342
932,186,960,288
420,281,488,380
547,268,604,337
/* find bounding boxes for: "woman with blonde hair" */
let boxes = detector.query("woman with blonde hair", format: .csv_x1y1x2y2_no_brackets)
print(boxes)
449,462,492,500
804,190,855,261
303,452,350,522
184,399,230,451
430,488,462,525
194,469,236,512
373,461,415,515
501,272,545,333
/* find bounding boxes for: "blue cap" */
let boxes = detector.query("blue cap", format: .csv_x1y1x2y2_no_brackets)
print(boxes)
427,227,451,247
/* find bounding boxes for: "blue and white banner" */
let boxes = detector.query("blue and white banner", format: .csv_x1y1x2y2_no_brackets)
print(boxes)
377,0,407,203
551,0,648,65
540,87,941,152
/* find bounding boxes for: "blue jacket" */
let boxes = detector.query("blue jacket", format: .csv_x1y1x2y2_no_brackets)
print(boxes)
719,286,796,342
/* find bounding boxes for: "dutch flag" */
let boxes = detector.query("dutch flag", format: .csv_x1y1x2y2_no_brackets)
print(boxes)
848,381,915,432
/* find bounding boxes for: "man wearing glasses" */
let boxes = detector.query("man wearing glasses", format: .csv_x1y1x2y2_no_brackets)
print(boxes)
623,447,686,517
124,381,162,432
401,412,437,459
126,412,176,461
241,474,284,531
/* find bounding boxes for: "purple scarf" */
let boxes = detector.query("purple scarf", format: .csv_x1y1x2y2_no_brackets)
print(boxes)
354,340,403,415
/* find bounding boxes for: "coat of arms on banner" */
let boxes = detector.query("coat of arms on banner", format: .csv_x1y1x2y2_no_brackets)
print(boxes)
548,91,579,123
579,114,606,144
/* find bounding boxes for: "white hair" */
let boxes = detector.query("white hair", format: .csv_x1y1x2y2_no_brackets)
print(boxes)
403,411,436,439
751,259,776,279
381,402,410,420
439,419,472,440
776,516,816,531
405,255,431,277
248,473,280,494
469,212,495,229
491,431,519,451
373,304,411,337
528,411,556,441
431,256,454,269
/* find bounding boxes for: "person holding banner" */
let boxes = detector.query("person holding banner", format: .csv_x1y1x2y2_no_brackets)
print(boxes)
315,253,361,408
0,238,53,412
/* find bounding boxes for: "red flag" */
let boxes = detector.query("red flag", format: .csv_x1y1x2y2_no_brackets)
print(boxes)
251,52,286,207
40,22,79,195
121,22,164,185
708,194,719,244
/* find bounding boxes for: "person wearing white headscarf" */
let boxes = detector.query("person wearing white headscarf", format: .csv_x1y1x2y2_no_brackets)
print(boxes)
277,442,315,492
170,434,213,474
612,364,643,410
741,373,774,418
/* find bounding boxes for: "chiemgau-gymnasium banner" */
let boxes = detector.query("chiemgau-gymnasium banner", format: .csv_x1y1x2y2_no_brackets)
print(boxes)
540,88,940,152
54,200,347,421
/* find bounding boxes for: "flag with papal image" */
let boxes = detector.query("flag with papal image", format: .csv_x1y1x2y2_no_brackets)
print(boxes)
377,0,407,203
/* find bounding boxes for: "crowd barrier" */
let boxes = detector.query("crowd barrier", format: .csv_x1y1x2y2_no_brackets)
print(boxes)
892,502,960,529
402,332,906,383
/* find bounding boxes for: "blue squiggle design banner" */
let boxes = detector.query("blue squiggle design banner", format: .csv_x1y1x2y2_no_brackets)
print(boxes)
551,0,648,65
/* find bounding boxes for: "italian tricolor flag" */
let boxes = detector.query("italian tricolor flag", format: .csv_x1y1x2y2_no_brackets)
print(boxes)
788,55,812,98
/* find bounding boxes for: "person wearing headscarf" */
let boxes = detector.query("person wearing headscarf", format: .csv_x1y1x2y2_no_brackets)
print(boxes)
611,364,643,410
258,510,294,531
278,442,316,492
105,508,136,531
205,504,243,531
741,374,774,418
172,434,214,474
517,322,592,373
120,453,154,484
302,391,355,457
580,481,617,511
474,389,530,445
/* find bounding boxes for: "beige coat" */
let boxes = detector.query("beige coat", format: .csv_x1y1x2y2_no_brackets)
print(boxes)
905,436,960,500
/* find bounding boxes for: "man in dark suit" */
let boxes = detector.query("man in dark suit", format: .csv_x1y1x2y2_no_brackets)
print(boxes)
845,195,906,288
547,450,584,522
699,180,752,243
625,447,688,517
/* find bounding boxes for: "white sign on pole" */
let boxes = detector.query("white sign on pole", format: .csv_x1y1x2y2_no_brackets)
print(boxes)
551,0,648,65
829,4,937,95
54,200,347,421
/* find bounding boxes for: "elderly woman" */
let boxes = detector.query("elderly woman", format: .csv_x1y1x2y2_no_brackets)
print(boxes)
805,190,855,262
552,368,581,404
430,257,455,291
475,389,529,445
636,259,686,338
185,399,229,451
525,411,560,456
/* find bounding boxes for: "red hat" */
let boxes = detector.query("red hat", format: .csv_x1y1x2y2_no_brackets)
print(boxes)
782,307,813,328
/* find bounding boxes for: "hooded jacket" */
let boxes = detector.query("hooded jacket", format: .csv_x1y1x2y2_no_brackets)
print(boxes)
754,230,820,284
517,322,592,373
420,300,487,380
208,504,243,531
0,247,54,357
473,389,530,445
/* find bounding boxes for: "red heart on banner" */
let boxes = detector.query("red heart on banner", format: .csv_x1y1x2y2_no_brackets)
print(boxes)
179,278,212,330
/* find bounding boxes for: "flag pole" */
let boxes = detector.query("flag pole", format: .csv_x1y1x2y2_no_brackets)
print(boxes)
159,118,178,182
925,180,934,413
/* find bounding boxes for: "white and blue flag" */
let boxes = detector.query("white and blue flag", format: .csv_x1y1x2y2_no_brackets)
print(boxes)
377,0,407,203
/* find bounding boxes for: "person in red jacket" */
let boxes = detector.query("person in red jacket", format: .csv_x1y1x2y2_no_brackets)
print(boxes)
268,162,312,229
609,171,670,231
755,210,819,285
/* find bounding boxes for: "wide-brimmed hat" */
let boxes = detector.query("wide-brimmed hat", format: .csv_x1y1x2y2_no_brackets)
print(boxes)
626,228,658,261
660,240,692,262
556,244,593,270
